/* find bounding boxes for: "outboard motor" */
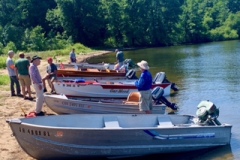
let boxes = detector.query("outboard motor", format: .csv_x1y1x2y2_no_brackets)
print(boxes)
152,72,166,84
151,86,178,110
196,100,221,126
124,59,136,69
152,72,179,91
126,69,138,79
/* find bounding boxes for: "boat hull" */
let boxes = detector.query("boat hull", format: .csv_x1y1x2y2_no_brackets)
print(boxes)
7,114,232,159
53,82,171,98
44,94,166,114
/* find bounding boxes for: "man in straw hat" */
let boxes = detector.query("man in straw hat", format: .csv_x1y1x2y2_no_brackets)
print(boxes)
135,60,152,114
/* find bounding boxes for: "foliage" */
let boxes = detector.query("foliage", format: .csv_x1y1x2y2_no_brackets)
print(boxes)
3,42,17,55
0,75,9,86
0,56,7,69
0,0,240,50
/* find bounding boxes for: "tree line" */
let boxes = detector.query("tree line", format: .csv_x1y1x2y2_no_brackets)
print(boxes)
0,0,240,54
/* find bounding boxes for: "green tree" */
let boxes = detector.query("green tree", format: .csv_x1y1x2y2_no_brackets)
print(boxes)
47,0,104,46
22,26,46,51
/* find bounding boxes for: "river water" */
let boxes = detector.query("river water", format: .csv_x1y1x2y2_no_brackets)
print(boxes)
88,40,240,160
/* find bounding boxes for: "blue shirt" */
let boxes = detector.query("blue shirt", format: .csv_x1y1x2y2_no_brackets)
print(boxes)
6,57,16,76
70,52,76,62
135,70,152,91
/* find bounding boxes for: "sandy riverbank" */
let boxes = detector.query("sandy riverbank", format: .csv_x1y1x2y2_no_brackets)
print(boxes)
0,51,111,160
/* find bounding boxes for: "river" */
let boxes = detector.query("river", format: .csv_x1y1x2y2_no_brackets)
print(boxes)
88,40,240,160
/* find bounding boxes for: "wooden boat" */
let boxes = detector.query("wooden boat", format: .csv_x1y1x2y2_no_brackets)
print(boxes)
55,59,136,71
53,72,178,98
56,59,136,78
56,68,126,78
56,62,116,70
6,101,232,159
44,87,178,114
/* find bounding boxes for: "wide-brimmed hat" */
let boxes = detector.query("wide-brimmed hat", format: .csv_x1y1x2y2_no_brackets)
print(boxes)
137,60,149,70
31,55,42,62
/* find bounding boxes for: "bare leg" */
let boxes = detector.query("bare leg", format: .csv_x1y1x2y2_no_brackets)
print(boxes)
22,85,26,99
27,85,33,98
42,78,46,89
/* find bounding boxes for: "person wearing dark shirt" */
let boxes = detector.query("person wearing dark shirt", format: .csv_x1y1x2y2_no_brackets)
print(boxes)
114,49,125,71
42,57,58,93
135,60,152,114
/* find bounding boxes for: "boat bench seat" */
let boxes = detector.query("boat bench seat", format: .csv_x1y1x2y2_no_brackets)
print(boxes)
124,92,140,105
104,116,122,128
124,101,139,105
87,68,99,72
157,116,174,127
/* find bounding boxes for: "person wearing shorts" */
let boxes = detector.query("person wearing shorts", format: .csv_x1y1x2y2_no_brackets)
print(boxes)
42,57,58,93
15,52,33,100
135,60,152,114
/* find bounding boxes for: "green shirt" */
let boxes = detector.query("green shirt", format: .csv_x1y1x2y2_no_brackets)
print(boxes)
116,51,124,63
15,58,30,75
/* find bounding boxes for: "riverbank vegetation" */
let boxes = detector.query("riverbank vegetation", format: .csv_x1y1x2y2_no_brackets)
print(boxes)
0,0,240,53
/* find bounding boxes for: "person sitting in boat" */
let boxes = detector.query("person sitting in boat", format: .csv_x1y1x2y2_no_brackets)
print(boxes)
114,49,125,71
42,57,57,93
135,60,152,114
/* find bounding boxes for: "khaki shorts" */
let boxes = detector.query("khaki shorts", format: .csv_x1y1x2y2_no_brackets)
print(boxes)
139,90,152,111
19,75,32,87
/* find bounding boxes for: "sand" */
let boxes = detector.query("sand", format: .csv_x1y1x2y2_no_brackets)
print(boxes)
0,51,111,160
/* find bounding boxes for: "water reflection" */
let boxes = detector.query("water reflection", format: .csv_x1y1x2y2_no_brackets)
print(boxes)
139,145,233,160
88,40,240,159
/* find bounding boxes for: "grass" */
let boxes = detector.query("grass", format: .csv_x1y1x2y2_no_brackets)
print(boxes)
0,75,10,86
0,43,97,69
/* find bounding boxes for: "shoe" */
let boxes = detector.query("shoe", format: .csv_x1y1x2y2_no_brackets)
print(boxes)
43,88,47,92
28,97,34,101
17,94,23,97
35,111,45,116
11,94,17,97
51,90,56,94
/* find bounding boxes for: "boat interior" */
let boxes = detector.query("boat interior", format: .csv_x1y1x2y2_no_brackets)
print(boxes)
20,114,195,129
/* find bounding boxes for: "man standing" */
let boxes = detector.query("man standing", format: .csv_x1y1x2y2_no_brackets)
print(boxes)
29,55,45,116
6,50,22,97
114,49,125,70
42,57,58,93
15,52,33,100
69,48,77,63
135,60,152,114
